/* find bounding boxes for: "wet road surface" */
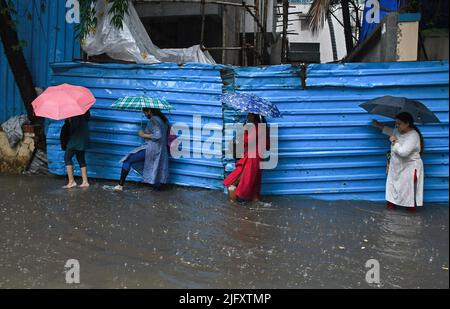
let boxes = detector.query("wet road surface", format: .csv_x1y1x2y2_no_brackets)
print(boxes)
0,174,448,288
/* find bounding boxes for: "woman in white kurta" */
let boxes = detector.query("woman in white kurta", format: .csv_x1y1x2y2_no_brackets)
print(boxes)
373,112,424,210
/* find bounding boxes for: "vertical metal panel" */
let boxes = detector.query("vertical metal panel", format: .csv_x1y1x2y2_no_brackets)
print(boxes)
231,61,449,203
0,0,79,123
46,62,226,190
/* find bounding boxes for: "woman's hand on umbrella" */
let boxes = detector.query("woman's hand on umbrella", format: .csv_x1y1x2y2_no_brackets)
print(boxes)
372,120,384,129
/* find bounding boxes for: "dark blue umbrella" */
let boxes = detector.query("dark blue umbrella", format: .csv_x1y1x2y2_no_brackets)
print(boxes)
221,93,282,118
360,96,440,124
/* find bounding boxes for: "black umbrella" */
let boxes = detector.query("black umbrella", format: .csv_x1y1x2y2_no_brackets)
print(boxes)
360,96,440,124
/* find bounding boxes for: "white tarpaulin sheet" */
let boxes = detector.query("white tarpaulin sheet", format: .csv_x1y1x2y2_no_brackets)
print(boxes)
82,0,216,65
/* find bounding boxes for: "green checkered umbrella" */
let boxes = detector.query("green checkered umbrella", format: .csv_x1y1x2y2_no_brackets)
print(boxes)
111,96,174,111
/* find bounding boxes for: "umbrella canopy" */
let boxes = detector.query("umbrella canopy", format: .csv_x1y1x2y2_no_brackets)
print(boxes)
32,84,96,120
112,96,174,111
360,95,440,124
221,93,282,118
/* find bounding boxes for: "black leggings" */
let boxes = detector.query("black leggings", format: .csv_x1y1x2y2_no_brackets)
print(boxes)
64,150,87,168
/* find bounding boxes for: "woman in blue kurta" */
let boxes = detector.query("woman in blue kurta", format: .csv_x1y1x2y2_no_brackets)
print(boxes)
114,108,170,191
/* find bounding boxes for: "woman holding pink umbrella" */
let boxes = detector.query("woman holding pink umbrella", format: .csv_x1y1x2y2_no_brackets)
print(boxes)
32,83,96,189
61,111,91,188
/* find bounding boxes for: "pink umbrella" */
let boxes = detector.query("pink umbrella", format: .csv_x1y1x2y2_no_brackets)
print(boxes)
32,84,96,120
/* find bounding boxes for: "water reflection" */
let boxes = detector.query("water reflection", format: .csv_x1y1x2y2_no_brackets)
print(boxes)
0,174,448,289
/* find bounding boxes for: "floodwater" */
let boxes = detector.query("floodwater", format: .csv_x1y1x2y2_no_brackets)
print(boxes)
0,174,448,289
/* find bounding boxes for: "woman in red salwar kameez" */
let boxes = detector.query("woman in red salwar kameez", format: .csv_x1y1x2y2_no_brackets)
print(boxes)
224,113,268,203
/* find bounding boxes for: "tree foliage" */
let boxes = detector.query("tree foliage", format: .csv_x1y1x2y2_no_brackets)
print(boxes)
0,0,17,30
77,0,129,40
78,0,98,41
0,0,27,51
306,0,362,50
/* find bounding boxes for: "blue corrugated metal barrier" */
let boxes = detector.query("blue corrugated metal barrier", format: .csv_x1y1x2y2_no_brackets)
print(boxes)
47,62,226,190
231,61,449,202
45,61,448,203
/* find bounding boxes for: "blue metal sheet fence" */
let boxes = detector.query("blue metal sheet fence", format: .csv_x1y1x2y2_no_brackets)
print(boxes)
45,61,449,203
0,42,24,122
0,0,79,123
46,62,226,190
231,61,449,203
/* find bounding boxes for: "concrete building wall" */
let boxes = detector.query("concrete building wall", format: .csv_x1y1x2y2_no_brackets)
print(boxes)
277,4,348,63
135,0,277,65
397,21,419,61
242,0,276,34
348,13,425,63
420,33,449,62
136,0,277,37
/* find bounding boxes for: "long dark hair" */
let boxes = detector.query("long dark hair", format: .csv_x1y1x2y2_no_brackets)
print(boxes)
143,108,169,124
252,114,270,151
84,110,91,121
396,112,424,155
246,113,265,124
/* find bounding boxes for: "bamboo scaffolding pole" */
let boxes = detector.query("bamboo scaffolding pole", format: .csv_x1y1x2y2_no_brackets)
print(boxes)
281,0,289,63
200,0,206,47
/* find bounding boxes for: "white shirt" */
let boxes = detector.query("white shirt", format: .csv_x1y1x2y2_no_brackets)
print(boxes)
383,127,424,207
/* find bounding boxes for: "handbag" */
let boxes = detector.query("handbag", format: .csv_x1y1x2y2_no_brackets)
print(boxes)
60,121,70,151
167,125,177,150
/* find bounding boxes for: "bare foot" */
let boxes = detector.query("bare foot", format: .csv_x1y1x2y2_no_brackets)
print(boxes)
251,199,271,207
228,185,237,203
79,182,90,188
63,182,77,189
229,198,237,204
113,185,124,192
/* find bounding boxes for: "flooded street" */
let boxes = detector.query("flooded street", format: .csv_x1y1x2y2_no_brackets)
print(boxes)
0,174,448,289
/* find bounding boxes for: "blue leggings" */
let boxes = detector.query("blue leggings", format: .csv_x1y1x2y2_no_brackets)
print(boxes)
122,149,146,172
